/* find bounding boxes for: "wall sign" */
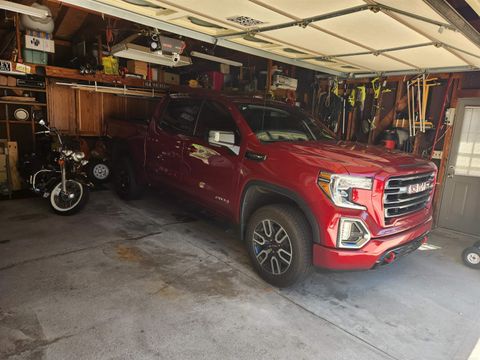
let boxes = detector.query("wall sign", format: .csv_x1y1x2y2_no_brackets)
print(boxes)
0,60,13,73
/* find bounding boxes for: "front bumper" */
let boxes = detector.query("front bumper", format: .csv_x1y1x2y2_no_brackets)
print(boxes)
312,217,432,270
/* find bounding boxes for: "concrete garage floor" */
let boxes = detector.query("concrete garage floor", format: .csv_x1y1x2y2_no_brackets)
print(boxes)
1,190,479,360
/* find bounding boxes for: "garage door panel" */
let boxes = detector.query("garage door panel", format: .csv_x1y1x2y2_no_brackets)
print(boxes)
388,46,469,69
315,11,429,49
252,0,365,20
264,27,366,56
338,54,413,72
393,14,480,58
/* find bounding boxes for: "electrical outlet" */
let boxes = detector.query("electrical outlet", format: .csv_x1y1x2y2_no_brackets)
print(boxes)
432,150,443,159
445,108,455,126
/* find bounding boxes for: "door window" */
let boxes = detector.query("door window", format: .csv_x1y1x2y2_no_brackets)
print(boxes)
195,101,240,145
158,98,203,135
455,106,480,177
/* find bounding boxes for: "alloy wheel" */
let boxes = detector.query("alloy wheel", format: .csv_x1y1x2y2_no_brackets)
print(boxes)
252,219,293,275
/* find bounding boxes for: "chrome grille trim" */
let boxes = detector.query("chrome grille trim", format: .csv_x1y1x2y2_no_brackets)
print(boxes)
384,172,435,219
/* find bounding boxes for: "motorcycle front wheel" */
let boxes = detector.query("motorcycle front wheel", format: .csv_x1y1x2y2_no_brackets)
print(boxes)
49,180,89,215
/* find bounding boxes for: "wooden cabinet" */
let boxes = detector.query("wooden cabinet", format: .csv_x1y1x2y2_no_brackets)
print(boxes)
47,79,158,136
47,79,76,132
76,90,102,135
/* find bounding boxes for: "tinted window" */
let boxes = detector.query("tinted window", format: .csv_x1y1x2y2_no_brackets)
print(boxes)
195,101,240,145
159,98,202,135
238,104,333,142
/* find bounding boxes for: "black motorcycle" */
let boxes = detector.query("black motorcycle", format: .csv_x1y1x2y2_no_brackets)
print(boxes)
22,120,91,215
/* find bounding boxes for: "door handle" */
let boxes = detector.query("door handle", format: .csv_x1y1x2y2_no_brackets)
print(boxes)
447,165,455,178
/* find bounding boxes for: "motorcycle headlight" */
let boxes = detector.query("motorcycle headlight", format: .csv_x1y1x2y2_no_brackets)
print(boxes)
318,172,373,210
72,151,85,162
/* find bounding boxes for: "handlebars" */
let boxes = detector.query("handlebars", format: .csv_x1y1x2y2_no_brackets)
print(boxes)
37,120,63,146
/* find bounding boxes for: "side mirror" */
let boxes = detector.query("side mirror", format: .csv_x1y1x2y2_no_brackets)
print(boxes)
208,130,239,155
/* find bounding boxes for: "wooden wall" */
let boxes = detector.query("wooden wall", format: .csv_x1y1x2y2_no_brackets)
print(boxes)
47,79,158,136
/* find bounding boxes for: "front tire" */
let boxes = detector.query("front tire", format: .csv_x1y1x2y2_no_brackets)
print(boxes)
49,180,89,215
462,247,480,269
245,204,312,287
114,157,143,200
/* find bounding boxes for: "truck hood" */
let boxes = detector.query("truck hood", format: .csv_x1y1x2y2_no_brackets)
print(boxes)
270,140,434,175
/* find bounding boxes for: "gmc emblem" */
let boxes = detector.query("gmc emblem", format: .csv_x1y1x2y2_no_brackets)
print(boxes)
407,181,431,194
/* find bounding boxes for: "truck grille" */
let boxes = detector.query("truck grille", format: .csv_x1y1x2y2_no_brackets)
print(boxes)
384,172,435,219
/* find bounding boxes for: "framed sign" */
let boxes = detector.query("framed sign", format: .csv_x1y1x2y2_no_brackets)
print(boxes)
0,60,13,73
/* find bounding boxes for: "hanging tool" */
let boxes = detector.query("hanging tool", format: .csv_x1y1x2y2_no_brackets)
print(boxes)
368,79,391,143
341,80,348,138
430,75,453,160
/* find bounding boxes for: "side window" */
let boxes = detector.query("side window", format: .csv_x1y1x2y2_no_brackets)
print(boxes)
195,101,241,145
158,98,202,135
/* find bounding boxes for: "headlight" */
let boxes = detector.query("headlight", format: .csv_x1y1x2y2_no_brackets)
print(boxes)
72,151,85,162
318,172,373,210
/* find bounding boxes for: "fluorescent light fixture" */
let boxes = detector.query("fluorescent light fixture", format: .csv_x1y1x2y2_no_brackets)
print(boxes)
112,43,192,67
0,0,49,19
190,51,242,67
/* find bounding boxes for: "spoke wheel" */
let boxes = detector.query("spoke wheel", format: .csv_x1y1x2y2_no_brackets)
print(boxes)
253,219,293,275
50,180,88,215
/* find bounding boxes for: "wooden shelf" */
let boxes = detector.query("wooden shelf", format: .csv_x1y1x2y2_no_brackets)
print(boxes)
0,120,34,124
0,100,46,106
0,85,46,92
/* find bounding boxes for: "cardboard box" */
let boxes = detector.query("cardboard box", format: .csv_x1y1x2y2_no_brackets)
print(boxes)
163,72,180,85
24,34,55,53
22,49,48,65
0,75,7,86
7,76,16,87
127,60,148,79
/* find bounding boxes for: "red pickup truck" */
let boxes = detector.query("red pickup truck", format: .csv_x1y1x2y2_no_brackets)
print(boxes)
108,92,437,287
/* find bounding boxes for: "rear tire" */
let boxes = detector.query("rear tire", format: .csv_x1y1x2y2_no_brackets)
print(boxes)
245,204,312,287
462,247,480,269
114,157,143,200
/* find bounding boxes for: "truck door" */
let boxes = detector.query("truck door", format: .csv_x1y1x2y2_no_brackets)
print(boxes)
145,97,202,187
181,100,242,217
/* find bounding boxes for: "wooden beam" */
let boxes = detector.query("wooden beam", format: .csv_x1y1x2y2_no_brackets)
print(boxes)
54,7,88,40
15,14,22,63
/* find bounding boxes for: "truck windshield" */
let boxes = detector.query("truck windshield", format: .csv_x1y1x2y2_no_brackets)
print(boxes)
237,103,334,142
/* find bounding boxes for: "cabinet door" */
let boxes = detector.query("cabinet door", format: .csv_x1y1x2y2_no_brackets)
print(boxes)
47,80,76,133
76,90,102,136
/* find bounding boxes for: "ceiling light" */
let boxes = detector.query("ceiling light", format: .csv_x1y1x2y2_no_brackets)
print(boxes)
190,51,242,67
0,0,49,19
112,43,192,67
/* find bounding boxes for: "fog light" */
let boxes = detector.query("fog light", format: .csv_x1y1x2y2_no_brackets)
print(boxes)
337,218,371,249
